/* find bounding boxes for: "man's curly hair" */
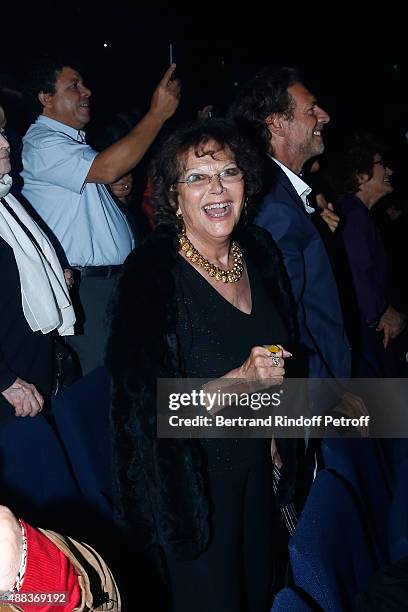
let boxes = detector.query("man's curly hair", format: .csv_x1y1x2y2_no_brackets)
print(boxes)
228,66,302,153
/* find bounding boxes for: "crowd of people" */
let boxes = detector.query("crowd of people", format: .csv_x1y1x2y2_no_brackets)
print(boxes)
0,55,407,611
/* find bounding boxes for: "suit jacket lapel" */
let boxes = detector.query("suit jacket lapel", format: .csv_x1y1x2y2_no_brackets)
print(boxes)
266,158,309,217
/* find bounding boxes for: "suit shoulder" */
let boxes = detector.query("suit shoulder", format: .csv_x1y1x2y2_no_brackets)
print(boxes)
255,191,305,233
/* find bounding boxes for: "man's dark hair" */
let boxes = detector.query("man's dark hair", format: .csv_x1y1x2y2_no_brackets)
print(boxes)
24,55,84,119
150,118,264,228
228,66,302,152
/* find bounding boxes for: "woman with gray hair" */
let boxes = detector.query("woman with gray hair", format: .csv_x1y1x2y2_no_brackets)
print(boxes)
0,106,75,417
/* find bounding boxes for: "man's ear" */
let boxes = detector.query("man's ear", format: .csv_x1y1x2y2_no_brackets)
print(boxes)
265,113,285,137
38,91,53,109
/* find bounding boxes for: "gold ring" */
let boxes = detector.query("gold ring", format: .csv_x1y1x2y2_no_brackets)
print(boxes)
267,344,280,354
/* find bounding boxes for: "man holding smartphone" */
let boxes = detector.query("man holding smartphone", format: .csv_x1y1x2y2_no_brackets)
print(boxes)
21,59,180,376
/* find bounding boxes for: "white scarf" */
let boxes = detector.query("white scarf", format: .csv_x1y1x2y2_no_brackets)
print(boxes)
0,174,75,335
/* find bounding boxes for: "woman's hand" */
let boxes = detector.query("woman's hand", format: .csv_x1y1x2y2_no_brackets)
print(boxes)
110,173,133,203
231,345,292,386
320,202,340,233
63,268,74,290
0,506,22,592
334,391,370,437
377,305,407,348
1,377,44,417
201,346,292,414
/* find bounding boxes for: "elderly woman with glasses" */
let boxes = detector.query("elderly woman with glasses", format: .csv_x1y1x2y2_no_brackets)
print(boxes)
0,107,75,418
0,106,82,533
330,134,407,376
106,119,306,611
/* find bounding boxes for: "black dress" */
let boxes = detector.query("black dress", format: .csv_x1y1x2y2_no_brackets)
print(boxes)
166,256,289,612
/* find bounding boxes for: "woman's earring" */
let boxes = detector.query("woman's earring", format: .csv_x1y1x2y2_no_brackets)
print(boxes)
176,209,183,219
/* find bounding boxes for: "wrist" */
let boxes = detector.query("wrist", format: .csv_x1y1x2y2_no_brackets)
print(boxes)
0,372,18,394
223,366,243,379
146,107,167,126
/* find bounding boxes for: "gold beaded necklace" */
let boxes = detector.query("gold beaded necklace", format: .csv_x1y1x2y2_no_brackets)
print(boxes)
179,230,244,283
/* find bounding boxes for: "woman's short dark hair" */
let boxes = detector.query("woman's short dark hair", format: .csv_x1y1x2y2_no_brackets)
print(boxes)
150,118,264,228
328,133,385,196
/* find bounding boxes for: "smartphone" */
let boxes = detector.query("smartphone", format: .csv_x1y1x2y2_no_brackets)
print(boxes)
169,42,176,66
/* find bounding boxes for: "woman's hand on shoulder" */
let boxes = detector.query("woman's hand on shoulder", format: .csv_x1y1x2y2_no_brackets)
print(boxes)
1,377,44,417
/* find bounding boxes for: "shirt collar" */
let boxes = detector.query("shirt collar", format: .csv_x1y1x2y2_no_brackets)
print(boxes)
271,156,314,214
36,115,86,142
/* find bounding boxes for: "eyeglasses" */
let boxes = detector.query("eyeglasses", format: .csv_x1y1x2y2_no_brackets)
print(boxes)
174,166,244,191
373,159,387,168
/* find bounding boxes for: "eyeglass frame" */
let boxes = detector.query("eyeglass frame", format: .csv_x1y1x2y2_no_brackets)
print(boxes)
172,167,244,191
373,159,387,168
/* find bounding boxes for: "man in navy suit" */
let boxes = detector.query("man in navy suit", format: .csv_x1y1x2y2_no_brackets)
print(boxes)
230,67,351,379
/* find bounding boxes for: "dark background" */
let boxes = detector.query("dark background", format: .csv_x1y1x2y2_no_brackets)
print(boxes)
1,2,407,135
0,0,408,129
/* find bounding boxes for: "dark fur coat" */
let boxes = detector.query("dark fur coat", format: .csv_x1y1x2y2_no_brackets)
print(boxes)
105,222,300,564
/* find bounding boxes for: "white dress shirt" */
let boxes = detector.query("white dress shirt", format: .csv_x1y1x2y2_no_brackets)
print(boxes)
21,116,134,267
271,156,315,214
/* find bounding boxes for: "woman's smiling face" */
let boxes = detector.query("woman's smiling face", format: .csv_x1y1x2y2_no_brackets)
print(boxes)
175,142,245,244
358,153,393,207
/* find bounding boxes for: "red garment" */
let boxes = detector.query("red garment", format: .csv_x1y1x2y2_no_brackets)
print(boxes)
17,521,81,611
141,176,155,230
